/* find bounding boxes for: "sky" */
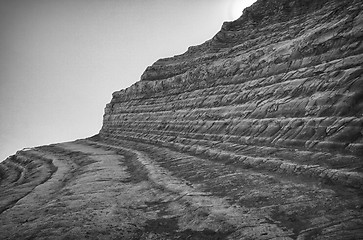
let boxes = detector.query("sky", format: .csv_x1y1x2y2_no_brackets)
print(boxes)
0,0,256,161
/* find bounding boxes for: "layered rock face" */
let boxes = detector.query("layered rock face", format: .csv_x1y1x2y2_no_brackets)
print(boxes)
101,0,363,189
1,0,363,239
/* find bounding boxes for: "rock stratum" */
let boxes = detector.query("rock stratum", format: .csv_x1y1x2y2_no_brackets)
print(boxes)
1,0,363,239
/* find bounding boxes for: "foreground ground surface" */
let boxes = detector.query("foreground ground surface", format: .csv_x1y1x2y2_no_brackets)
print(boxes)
0,138,362,240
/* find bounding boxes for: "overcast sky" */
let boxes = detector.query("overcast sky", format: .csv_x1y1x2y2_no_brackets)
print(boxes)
0,0,256,161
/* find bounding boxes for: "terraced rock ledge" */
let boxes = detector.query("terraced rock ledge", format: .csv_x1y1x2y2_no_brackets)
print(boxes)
1,0,363,239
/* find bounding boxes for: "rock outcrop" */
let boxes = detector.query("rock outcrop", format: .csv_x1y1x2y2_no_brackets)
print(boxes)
102,0,363,191
1,0,363,239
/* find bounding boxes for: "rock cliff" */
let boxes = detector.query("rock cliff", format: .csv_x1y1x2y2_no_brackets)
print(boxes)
101,0,363,190
1,0,363,239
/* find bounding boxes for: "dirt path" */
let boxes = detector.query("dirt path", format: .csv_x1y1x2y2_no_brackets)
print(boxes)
0,139,362,239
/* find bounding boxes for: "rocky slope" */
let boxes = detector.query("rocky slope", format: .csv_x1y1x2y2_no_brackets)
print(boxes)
101,0,363,189
1,0,363,239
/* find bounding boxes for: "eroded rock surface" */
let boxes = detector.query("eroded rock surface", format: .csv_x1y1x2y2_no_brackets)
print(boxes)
0,139,362,239
102,0,363,189
1,0,363,239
